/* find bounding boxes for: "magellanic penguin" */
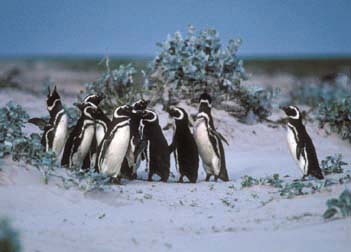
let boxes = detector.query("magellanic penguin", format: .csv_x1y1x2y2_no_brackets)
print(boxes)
28,86,68,155
281,105,324,180
61,102,98,169
193,92,229,182
81,94,110,170
122,99,150,179
168,106,199,183
141,109,170,182
95,105,133,183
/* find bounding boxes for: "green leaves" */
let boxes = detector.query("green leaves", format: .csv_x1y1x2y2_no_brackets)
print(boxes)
317,96,351,143
323,189,351,219
321,154,348,175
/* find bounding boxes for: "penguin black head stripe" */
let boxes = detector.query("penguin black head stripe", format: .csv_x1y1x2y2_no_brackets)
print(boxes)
168,106,186,121
47,86,62,115
74,102,98,120
281,106,301,121
114,105,132,119
83,94,105,106
132,99,150,111
142,109,158,123
199,92,212,107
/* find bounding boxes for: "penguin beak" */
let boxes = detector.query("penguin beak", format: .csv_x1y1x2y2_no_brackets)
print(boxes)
280,106,288,113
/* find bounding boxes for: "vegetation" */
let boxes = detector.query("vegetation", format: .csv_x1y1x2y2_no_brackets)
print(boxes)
321,154,348,175
316,96,351,144
0,218,21,252
323,189,351,219
149,25,275,121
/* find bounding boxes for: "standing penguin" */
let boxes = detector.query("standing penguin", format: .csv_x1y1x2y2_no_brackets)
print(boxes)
168,106,199,183
61,102,98,169
141,109,170,182
281,106,324,180
95,105,132,182
193,92,229,182
28,86,68,155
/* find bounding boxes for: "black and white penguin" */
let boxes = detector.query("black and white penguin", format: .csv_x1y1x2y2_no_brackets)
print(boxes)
121,99,150,179
193,92,229,182
95,105,133,182
281,105,324,180
61,102,98,169
168,106,199,183
28,86,68,155
141,109,170,182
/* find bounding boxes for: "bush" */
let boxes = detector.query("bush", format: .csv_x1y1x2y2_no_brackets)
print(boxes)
316,96,351,143
323,189,351,219
0,218,21,252
321,154,348,175
80,60,143,114
150,25,275,121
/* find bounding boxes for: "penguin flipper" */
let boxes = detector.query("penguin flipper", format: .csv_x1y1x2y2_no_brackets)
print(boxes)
212,129,229,146
296,142,305,160
28,117,48,130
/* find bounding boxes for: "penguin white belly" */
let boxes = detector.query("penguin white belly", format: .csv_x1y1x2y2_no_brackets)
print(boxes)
72,125,94,168
100,127,130,177
52,114,68,155
286,127,307,175
96,124,106,146
193,120,220,175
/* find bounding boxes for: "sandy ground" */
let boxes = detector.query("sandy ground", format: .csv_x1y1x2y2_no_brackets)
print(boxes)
0,77,351,251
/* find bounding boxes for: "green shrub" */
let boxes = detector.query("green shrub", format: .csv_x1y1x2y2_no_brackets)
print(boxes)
317,97,351,143
321,154,348,175
323,189,351,219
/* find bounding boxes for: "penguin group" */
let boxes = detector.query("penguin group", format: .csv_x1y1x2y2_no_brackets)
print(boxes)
29,86,325,184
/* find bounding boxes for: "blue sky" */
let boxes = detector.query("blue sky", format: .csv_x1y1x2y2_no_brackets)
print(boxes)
0,0,350,57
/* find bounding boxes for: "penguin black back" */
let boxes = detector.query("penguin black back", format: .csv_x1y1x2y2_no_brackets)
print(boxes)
141,109,170,182
169,106,199,183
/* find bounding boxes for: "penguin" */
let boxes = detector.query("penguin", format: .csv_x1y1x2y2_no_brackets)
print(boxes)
95,105,133,182
80,94,110,170
61,102,98,169
193,92,229,182
141,109,170,182
281,105,324,180
168,106,199,183
28,86,68,155
122,99,150,179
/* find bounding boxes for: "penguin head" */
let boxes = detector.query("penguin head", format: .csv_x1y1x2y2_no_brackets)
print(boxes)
83,93,105,106
132,99,150,111
47,86,62,113
198,91,212,112
74,102,98,120
168,106,188,122
113,105,132,119
141,109,158,124
281,105,301,120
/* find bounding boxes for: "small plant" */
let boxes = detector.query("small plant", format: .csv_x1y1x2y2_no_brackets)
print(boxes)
241,175,259,188
0,218,22,252
321,154,348,175
0,101,29,157
323,189,351,219
260,174,283,188
317,96,351,143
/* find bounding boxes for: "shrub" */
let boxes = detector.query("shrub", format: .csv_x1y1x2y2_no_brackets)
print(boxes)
80,60,142,114
321,154,348,175
150,25,275,121
323,189,351,219
0,218,21,252
316,96,351,143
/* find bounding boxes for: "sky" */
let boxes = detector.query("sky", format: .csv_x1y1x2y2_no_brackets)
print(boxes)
0,0,350,57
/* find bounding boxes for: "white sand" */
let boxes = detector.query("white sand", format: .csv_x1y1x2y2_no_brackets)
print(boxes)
0,89,350,252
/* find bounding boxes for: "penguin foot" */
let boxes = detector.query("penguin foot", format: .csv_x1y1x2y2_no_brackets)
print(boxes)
130,173,137,180
148,174,153,182
111,176,121,185
301,175,307,181
214,176,218,182
205,174,211,182
178,176,184,183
